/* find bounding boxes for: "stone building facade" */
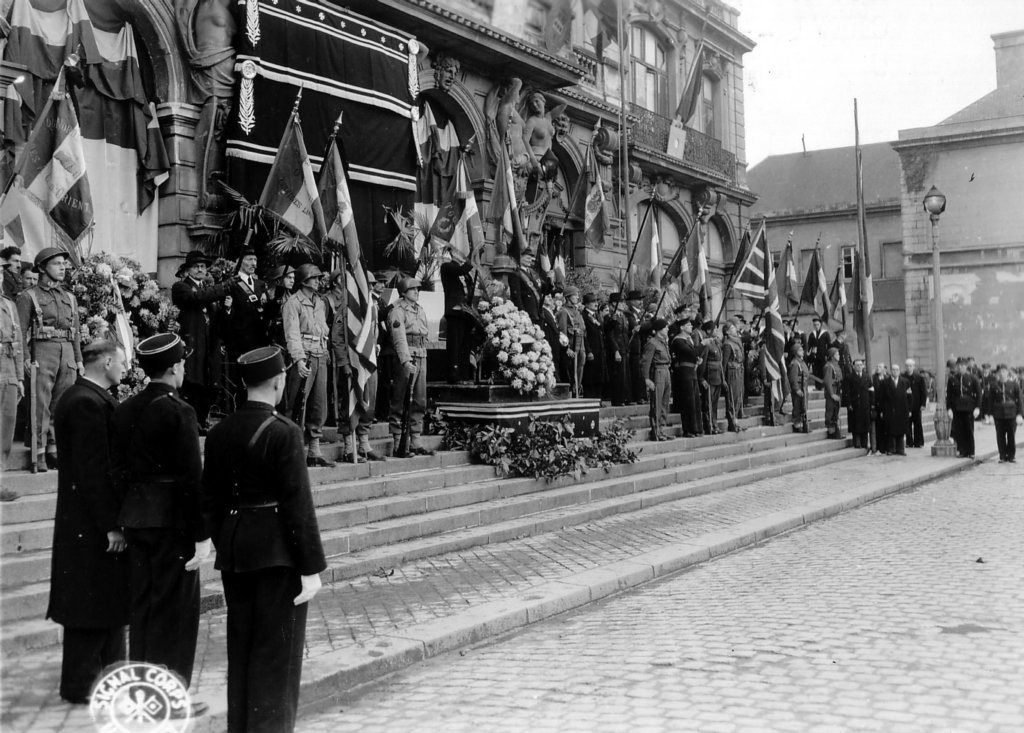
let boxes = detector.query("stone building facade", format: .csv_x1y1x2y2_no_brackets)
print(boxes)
893,29,1024,370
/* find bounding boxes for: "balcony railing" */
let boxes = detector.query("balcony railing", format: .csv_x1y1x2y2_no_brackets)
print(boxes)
628,104,736,183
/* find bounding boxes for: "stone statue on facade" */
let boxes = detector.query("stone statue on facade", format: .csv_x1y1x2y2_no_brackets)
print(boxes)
176,0,236,224
432,52,460,93
522,92,566,182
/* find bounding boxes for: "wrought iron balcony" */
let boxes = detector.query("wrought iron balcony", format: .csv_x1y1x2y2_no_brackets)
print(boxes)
628,103,736,184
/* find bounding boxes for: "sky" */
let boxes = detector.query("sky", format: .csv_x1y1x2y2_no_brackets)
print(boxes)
731,0,1024,167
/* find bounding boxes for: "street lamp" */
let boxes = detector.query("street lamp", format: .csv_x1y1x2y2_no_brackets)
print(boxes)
923,185,955,457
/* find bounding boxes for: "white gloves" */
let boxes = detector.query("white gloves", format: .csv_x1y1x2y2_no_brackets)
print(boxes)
185,539,212,571
293,573,323,606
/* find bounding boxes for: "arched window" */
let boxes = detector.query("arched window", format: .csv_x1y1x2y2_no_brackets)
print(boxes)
631,26,668,115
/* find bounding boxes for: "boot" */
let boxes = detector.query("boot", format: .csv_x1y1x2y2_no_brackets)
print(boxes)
358,438,384,461
306,439,335,468
409,439,435,457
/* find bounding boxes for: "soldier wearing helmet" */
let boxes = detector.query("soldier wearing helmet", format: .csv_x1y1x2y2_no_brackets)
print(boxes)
282,263,334,467
16,248,83,471
389,277,433,456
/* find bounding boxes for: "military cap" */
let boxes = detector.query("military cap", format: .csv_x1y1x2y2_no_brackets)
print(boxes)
137,333,187,374
651,317,668,332
582,291,600,305
267,264,295,284
608,292,621,304
701,319,716,333
239,247,257,259
34,247,68,268
563,285,580,298
955,356,967,365
176,250,212,276
673,302,690,316
295,263,323,284
625,289,643,301
237,345,286,385
398,277,421,294
328,269,346,287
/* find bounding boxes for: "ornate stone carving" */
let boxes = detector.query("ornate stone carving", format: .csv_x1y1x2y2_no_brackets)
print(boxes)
175,0,236,218
432,51,460,93
552,109,571,141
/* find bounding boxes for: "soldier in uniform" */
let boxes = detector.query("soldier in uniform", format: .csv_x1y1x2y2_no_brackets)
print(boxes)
0,288,24,469
603,293,629,405
556,286,586,396
201,346,327,732
722,321,746,431
16,248,83,471
581,292,605,399
171,250,232,432
112,334,211,703
641,317,672,441
389,278,434,457
221,247,269,407
788,342,811,433
371,273,393,423
987,364,1024,463
670,318,702,438
947,357,981,459
698,320,724,434
282,264,334,467
624,290,645,404
49,340,129,704
508,248,546,325
822,347,844,439
439,247,476,384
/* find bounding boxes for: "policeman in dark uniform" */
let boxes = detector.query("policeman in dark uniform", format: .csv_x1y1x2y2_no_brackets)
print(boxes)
112,333,211,701
947,357,981,458
17,247,83,471
201,346,327,733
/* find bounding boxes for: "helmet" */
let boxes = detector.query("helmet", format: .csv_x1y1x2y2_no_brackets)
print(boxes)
398,277,421,294
35,247,67,268
295,263,323,284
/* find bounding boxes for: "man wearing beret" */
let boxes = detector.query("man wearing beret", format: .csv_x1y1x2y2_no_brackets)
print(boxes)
698,320,725,434
389,277,433,456
283,264,334,467
171,250,232,433
641,317,672,441
16,248,83,471
202,346,327,732
670,317,702,438
111,334,211,705
49,340,129,704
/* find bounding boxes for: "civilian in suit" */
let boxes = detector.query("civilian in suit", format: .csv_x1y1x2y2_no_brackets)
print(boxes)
540,294,560,364
871,363,889,454
440,248,476,384
879,363,911,455
947,357,981,458
507,248,547,325
624,290,645,404
221,248,270,409
171,251,232,431
49,341,130,704
904,358,928,448
603,293,630,405
581,292,606,399
843,358,873,450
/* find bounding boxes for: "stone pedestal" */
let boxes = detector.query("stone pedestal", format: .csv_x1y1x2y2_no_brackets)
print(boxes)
430,383,600,437
931,409,958,457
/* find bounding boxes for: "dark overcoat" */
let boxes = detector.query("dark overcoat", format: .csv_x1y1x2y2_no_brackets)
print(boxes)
222,276,269,357
843,371,873,435
879,375,912,436
171,277,232,385
48,378,130,628
582,308,606,391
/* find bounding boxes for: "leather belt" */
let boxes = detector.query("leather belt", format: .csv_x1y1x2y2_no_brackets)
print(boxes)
677,362,696,368
35,328,73,340
229,501,279,515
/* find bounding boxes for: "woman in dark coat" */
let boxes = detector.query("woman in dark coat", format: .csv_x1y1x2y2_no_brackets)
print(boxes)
843,358,873,450
49,341,130,703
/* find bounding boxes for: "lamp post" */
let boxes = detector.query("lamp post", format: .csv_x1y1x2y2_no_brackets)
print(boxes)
923,185,955,456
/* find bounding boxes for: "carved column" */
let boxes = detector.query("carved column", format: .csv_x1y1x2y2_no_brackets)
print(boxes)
155,102,202,285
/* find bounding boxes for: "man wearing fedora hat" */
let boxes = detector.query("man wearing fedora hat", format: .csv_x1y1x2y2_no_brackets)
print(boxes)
111,333,211,698
16,247,83,471
581,292,605,399
283,263,334,467
201,345,326,732
603,292,630,405
624,290,645,405
171,250,233,432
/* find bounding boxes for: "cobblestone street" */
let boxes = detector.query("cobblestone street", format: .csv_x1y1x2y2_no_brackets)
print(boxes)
299,458,1024,733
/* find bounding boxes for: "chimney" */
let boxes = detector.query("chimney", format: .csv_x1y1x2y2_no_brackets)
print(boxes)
992,29,1024,88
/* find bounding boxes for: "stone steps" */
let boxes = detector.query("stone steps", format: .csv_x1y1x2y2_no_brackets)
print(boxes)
0,395,840,655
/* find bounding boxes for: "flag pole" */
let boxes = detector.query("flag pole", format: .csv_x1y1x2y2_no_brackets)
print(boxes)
854,98,873,368
618,195,654,292
616,3,632,300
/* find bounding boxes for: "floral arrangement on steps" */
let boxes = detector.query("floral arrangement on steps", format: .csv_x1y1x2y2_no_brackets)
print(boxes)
477,296,556,398
69,253,180,397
